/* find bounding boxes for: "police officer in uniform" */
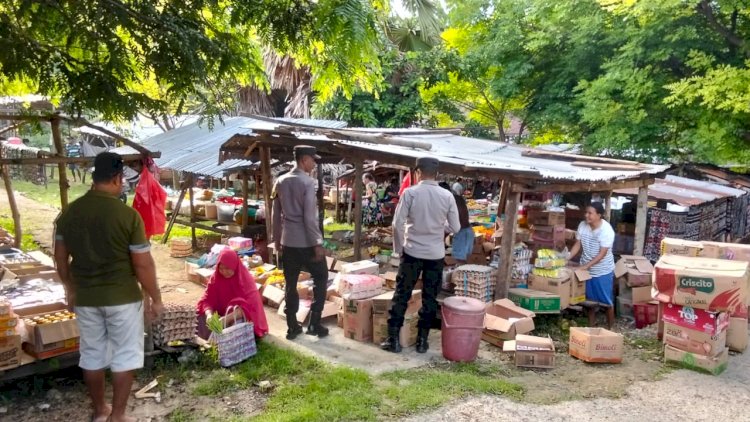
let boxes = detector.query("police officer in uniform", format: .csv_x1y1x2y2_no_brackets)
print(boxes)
272,145,329,340
382,157,461,353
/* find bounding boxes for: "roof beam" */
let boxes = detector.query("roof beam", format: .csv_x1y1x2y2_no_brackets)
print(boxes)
513,177,654,193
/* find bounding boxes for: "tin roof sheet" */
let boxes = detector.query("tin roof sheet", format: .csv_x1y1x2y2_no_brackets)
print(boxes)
615,175,747,206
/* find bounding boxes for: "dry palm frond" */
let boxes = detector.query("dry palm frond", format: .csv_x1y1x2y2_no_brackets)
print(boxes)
238,86,274,116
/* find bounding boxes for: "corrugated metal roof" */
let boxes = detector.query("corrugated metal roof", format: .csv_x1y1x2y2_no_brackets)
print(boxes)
142,116,347,178
615,175,746,206
281,131,667,182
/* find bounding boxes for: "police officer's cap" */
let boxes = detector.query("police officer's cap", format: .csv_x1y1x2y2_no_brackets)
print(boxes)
415,156,439,172
293,145,321,160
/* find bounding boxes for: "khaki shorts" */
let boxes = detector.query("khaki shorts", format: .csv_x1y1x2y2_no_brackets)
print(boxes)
75,301,144,372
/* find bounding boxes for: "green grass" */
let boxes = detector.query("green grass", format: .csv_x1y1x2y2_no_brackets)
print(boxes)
0,217,38,251
168,408,197,422
12,178,91,209
152,224,216,243
188,342,523,421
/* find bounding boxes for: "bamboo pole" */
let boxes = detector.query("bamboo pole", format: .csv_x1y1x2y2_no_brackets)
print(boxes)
347,176,354,224
0,149,22,248
495,188,520,300
162,184,188,244
260,147,274,252
241,170,249,229
605,191,613,221
50,118,69,209
335,177,341,223
188,175,197,249
634,186,648,256
353,162,364,261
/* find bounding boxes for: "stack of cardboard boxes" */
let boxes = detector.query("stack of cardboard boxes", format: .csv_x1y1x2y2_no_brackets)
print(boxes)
340,261,386,343
653,250,749,375
0,299,21,371
614,255,656,323
371,290,422,347
661,238,750,353
467,233,494,266
526,209,566,253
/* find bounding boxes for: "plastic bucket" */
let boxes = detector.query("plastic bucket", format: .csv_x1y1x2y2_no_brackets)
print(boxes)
441,296,486,362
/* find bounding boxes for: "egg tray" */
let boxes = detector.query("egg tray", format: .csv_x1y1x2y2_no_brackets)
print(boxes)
454,291,494,302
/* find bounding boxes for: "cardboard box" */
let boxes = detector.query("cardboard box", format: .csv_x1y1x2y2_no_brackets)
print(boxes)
614,255,654,288
22,309,80,359
483,299,535,346
276,299,339,323
0,335,21,370
372,313,418,347
528,272,571,310
569,268,589,305
663,322,727,356
661,238,703,257
632,286,653,304
341,260,379,276
653,255,749,313
727,317,748,352
508,288,560,313
568,327,624,363
503,335,555,369
661,303,729,336
664,344,728,375
702,241,750,262
262,284,286,308
371,290,422,315
530,225,565,245
343,298,373,342
526,209,565,226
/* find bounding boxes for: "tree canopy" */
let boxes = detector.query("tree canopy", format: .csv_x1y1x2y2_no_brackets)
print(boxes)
0,0,383,121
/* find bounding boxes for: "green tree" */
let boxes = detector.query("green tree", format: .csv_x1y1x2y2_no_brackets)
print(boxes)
0,0,383,121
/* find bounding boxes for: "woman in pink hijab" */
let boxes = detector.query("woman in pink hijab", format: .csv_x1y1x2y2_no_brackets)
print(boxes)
197,249,269,339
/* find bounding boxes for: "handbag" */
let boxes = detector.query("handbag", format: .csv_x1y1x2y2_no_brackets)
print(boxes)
210,306,257,367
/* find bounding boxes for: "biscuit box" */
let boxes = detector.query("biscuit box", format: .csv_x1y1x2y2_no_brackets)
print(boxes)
663,322,727,357
653,255,749,313
568,327,624,364
661,303,729,336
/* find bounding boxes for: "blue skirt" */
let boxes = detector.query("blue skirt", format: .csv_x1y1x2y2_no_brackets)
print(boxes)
452,227,475,260
586,272,614,307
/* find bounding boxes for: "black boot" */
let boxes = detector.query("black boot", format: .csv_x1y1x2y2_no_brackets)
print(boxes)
306,312,329,337
416,328,430,353
380,327,402,353
286,314,303,340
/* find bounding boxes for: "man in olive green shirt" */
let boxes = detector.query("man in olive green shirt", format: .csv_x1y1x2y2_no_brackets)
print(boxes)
55,152,163,422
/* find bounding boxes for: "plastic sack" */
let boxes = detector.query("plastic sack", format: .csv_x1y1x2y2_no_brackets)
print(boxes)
398,171,412,196
132,164,167,238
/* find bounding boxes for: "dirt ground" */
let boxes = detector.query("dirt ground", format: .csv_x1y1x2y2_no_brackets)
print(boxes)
1,190,749,421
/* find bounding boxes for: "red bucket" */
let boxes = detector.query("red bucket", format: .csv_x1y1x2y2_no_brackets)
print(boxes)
441,296,486,362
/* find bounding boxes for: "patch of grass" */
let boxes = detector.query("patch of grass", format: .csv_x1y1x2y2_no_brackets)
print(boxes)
0,217,38,251
627,335,664,361
168,408,197,422
152,224,215,243
377,362,523,416
190,343,523,421
13,178,90,209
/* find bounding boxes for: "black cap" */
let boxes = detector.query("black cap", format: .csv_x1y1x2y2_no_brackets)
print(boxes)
92,152,124,180
294,145,321,160
415,156,439,171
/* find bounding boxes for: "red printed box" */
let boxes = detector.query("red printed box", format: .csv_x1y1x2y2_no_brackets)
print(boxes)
661,303,729,336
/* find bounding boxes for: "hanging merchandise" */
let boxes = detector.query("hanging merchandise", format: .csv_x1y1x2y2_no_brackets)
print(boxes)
132,159,168,238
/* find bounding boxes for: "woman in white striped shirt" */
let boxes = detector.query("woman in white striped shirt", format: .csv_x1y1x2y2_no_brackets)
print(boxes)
569,202,616,329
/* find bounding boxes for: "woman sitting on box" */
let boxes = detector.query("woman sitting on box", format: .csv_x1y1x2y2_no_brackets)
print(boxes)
196,249,269,339
568,202,616,329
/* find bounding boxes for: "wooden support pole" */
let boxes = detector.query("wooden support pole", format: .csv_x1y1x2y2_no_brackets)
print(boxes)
633,186,648,256
260,147,274,247
497,180,509,216
335,177,341,223
171,170,179,190
50,119,68,209
495,188,520,300
241,170,249,229
162,185,188,244
605,191,613,221
347,176,354,225
353,162,364,261
0,149,22,248
317,162,325,235
188,175,197,249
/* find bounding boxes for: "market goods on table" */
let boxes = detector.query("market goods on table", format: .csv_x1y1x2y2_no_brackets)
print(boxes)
19,303,80,359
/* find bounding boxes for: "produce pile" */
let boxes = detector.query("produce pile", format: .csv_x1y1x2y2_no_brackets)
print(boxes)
532,249,567,278
152,303,196,347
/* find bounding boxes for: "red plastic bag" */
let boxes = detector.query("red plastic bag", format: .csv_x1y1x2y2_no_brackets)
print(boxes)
398,171,412,196
132,164,167,238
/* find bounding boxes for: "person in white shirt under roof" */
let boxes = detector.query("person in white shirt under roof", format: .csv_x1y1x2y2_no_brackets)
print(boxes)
568,201,616,329
382,156,461,354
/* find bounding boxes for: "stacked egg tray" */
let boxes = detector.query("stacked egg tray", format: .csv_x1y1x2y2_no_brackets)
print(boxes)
151,303,197,347
452,265,496,303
